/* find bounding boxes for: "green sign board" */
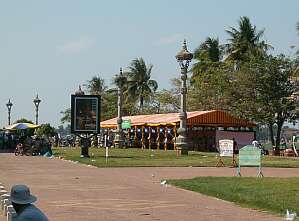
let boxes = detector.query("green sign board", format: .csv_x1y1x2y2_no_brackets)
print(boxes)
121,120,131,129
237,145,263,177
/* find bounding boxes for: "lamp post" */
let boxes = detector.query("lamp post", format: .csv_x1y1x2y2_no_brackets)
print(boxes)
175,39,193,155
33,94,41,125
75,85,84,95
6,99,13,125
114,68,125,148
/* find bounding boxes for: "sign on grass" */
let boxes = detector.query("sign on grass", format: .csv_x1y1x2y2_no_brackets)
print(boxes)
237,145,263,177
219,139,234,157
216,139,236,167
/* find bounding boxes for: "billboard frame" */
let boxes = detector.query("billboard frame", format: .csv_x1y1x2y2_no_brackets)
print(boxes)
71,94,101,134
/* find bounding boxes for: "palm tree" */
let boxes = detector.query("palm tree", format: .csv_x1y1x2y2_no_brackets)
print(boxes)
192,37,224,77
127,58,158,111
194,37,223,62
84,76,107,95
225,16,271,62
296,21,299,57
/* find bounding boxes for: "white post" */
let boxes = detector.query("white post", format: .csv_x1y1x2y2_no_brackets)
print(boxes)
3,199,10,216
0,193,9,210
105,145,109,163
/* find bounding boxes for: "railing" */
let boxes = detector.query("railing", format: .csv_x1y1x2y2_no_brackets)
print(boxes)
0,183,16,221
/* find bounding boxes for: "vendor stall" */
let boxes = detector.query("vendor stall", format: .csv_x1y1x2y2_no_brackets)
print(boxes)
101,110,256,151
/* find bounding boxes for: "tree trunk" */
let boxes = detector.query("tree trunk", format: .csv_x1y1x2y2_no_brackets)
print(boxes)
140,96,144,112
274,120,284,156
268,123,275,151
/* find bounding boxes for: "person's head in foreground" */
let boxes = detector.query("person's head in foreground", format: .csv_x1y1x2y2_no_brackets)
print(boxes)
10,184,49,221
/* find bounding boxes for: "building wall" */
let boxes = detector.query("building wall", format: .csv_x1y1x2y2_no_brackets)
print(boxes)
216,130,254,150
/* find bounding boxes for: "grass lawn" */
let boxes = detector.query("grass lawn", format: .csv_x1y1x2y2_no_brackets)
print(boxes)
169,177,299,217
53,147,222,167
53,147,299,168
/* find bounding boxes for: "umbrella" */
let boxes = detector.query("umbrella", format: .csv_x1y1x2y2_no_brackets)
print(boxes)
5,123,40,130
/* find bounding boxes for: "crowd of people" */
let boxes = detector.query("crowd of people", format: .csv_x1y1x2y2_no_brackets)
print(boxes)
15,136,53,156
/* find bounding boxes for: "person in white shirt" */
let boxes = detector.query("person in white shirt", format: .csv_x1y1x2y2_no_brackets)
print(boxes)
252,140,259,148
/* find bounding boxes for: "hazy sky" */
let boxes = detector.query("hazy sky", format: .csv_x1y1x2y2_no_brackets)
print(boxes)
1,0,299,127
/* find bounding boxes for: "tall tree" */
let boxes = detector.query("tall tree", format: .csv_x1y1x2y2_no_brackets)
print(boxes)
296,21,299,58
194,37,223,62
225,16,271,63
111,70,137,117
142,78,181,114
84,76,107,95
192,37,224,78
230,55,299,155
36,123,56,138
127,58,158,111
190,62,234,111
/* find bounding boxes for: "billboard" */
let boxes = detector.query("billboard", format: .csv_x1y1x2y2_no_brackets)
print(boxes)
71,95,101,134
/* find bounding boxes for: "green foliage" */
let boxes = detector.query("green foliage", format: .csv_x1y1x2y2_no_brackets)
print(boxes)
194,37,223,62
101,89,118,120
225,16,271,63
169,177,299,215
190,62,234,111
154,89,179,112
141,78,180,114
192,37,224,78
113,69,128,89
36,123,56,137
60,108,71,124
84,76,107,95
127,57,158,111
54,148,299,168
231,55,299,152
191,23,299,154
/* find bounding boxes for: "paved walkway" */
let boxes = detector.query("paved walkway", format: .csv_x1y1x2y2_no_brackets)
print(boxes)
1,154,298,221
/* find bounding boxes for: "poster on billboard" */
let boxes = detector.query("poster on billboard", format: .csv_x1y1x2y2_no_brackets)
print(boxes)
71,95,101,134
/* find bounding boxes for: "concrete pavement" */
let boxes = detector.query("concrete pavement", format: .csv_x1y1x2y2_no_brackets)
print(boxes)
0,153,297,220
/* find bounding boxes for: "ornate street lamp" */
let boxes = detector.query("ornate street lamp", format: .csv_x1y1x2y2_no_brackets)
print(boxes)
175,39,193,155
75,85,85,95
114,68,126,148
33,94,41,125
6,99,13,125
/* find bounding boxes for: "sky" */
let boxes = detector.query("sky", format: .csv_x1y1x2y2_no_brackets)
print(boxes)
0,0,299,128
